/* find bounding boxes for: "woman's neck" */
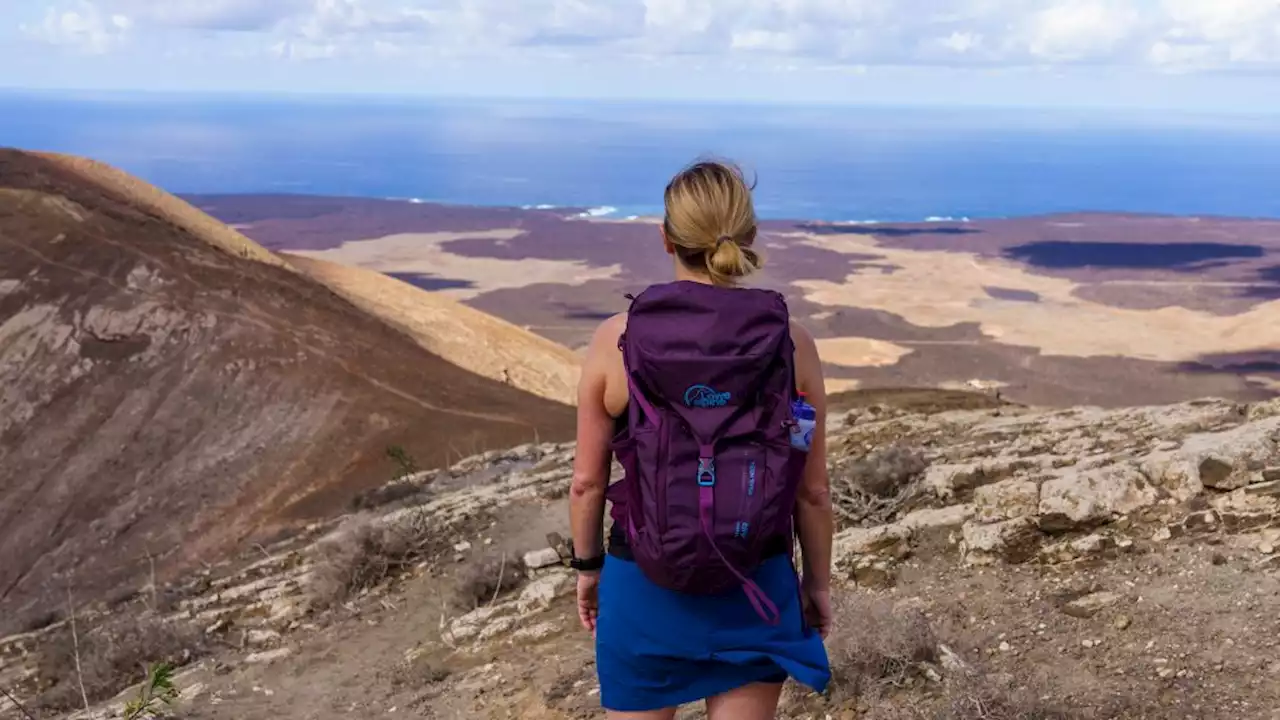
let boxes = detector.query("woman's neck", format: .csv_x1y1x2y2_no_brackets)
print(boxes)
673,260,715,285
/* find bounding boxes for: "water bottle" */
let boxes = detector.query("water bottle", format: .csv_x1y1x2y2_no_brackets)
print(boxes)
789,392,816,452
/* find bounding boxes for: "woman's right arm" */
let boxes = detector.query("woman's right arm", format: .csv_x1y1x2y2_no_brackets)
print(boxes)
792,324,834,598
569,315,625,564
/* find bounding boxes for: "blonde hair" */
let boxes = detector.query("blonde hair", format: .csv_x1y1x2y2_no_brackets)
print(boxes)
663,159,763,286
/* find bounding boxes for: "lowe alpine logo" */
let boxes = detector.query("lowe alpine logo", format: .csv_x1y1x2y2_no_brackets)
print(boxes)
684,384,731,408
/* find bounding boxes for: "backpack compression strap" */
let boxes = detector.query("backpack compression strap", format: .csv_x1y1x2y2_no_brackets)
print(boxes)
698,444,782,626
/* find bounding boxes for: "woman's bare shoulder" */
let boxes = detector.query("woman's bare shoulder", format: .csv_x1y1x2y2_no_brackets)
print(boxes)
788,319,824,395
789,320,817,356
588,313,627,351
582,313,627,374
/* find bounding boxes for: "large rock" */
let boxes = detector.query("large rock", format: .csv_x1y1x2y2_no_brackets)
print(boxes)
1139,453,1203,501
1040,531,1133,564
923,463,983,501
1171,419,1280,491
961,517,1042,565
522,548,562,570
974,479,1040,524
897,504,974,532
833,524,913,558
1038,465,1160,532
923,458,1042,501
1210,488,1280,533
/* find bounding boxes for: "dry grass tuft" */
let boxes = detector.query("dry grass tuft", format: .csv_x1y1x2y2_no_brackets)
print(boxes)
308,513,426,609
867,671,1074,720
928,671,1072,720
34,612,205,714
826,594,940,701
453,554,527,611
822,593,1085,719
387,653,451,692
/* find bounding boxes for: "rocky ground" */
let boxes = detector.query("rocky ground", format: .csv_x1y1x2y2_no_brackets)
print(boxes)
4,393,1280,719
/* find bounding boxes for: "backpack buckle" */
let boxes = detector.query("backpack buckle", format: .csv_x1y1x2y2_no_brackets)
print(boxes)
697,458,716,487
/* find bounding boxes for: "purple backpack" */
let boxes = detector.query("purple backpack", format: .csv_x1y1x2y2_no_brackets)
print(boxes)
609,281,808,625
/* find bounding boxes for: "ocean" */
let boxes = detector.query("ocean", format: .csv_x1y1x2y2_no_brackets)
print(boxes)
4,91,1280,223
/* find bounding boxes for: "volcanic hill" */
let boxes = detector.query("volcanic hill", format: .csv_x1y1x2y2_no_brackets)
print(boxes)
0,150,575,635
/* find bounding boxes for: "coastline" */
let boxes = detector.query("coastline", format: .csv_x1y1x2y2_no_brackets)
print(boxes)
180,192,1280,227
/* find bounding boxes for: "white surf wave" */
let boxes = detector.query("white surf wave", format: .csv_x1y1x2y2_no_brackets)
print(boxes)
924,215,971,223
574,206,619,219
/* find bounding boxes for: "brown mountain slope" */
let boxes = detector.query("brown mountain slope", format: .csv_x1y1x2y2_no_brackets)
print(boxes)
0,150,574,635
283,254,581,405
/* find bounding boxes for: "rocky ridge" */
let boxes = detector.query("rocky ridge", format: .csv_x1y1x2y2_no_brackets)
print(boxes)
3,396,1279,718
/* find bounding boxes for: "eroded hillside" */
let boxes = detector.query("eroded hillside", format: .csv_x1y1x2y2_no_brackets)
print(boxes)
5,393,1278,719
0,150,574,636
282,254,581,405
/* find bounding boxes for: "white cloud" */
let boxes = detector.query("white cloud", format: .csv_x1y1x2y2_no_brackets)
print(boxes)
21,2,131,53
940,31,983,54
21,0,1280,72
123,0,309,31
1160,0,1280,64
1023,1,1142,61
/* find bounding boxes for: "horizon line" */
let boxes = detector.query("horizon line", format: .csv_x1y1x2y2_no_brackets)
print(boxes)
4,86,1280,119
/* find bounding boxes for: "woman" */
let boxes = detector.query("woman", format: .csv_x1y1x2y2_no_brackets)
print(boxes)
569,159,834,719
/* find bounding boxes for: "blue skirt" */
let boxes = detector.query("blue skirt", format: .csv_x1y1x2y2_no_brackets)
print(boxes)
595,553,831,712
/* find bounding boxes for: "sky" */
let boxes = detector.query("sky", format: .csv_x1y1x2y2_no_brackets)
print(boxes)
4,0,1280,112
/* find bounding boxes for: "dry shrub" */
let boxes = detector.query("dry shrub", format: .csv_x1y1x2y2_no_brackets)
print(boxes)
848,445,929,497
833,445,929,526
34,613,205,714
826,594,940,702
308,514,424,608
349,481,431,512
453,554,527,611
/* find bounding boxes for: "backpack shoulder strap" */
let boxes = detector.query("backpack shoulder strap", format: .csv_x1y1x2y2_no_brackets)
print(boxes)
618,294,660,431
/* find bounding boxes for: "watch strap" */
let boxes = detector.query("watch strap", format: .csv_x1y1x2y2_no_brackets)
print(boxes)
569,553,605,572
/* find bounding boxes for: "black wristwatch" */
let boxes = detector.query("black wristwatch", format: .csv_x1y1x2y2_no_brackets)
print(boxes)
570,547,605,572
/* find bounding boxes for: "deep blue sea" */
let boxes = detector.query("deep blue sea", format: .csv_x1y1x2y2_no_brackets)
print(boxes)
4,91,1280,222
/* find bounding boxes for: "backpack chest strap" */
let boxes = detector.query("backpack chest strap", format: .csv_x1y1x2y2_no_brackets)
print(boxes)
697,443,716,487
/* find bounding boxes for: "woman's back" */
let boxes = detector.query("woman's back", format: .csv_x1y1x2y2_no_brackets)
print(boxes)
568,159,835,720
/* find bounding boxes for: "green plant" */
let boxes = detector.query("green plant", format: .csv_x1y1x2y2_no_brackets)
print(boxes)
122,662,179,720
386,445,420,480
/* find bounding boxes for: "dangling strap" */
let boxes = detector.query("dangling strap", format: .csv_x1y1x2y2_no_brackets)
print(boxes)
697,447,781,626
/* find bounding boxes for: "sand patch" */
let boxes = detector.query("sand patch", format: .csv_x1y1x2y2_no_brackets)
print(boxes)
792,232,1280,363
939,379,1010,392
824,378,863,394
1246,376,1280,392
289,230,620,300
815,337,914,368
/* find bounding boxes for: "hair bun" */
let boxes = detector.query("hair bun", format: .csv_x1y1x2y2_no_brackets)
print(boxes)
662,158,764,286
